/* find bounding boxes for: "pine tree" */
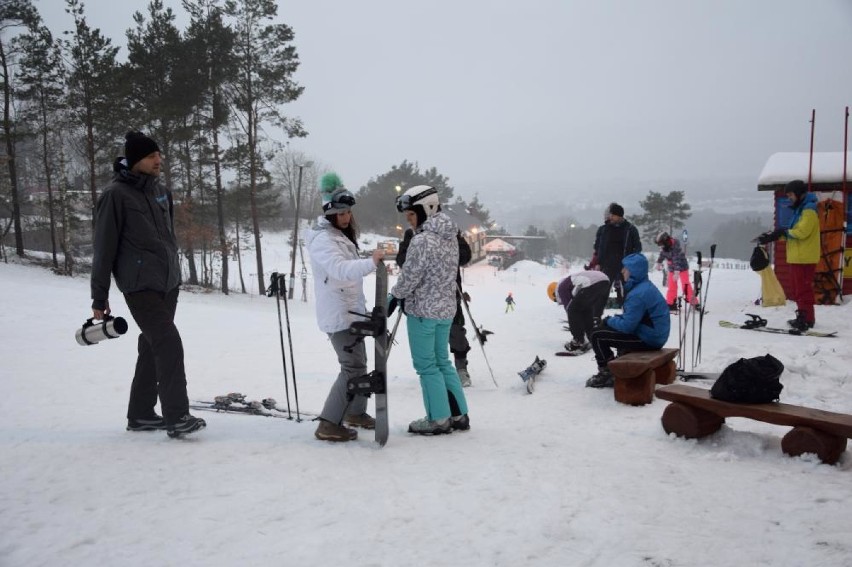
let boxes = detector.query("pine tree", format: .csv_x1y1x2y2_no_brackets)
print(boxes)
227,0,305,295
0,0,39,256
17,23,66,270
63,0,121,228
634,190,691,243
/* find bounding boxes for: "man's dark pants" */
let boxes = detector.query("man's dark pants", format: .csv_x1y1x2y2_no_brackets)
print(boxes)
124,288,189,424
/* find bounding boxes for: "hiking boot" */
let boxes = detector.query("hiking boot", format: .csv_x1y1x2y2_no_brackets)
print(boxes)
126,414,167,432
315,419,358,442
457,368,472,387
408,417,452,436
585,368,614,388
166,414,206,438
451,414,471,431
344,412,376,430
564,339,590,353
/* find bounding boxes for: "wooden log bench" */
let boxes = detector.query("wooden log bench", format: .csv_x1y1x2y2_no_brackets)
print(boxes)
607,348,679,405
655,384,852,465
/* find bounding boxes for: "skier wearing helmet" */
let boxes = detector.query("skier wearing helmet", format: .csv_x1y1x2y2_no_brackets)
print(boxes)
654,231,697,311
388,185,470,435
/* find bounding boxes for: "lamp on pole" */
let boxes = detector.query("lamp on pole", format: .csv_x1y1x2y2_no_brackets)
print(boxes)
289,161,313,299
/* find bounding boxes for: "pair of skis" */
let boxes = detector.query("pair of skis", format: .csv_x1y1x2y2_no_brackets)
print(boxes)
190,393,317,420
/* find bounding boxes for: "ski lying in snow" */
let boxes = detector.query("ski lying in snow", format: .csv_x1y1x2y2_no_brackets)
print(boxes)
719,316,837,338
676,371,720,382
518,356,546,394
191,393,317,420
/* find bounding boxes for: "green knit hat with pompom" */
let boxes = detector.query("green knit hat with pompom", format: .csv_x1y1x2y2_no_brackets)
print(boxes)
319,172,344,205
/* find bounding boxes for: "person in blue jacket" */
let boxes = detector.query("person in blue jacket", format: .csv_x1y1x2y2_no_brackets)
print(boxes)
586,253,671,388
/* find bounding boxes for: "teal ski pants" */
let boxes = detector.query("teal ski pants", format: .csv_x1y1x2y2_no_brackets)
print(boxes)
406,315,469,421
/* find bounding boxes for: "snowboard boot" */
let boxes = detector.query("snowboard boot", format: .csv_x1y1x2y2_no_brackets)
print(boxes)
451,414,471,431
787,311,814,332
166,414,207,438
564,339,591,354
127,414,167,432
344,412,376,430
668,302,679,313
585,367,614,388
457,368,472,387
315,419,358,442
408,417,452,436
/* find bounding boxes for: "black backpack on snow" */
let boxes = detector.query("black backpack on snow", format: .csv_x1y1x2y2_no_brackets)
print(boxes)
710,354,784,403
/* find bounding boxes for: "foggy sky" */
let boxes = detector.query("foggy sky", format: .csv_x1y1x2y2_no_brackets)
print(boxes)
36,0,852,200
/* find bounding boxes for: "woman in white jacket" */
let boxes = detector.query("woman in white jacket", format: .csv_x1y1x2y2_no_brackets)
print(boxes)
306,173,384,442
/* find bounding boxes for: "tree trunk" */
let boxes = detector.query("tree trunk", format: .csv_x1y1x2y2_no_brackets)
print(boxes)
247,105,264,295
0,39,24,256
181,135,199,285
40,100,58,270
212,126,228,295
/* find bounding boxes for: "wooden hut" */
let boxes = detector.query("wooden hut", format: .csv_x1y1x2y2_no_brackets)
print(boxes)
757,152,851,303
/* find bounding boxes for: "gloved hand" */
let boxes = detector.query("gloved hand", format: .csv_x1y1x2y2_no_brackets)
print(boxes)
462,291,471,303
594,316,611,332
387,294,399,317
655,262,663,272
757,228,785,245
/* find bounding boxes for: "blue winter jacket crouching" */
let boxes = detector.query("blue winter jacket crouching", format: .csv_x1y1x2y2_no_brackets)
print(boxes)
605,253,670,348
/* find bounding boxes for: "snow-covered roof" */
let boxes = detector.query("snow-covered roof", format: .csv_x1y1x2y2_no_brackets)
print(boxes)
757,152,852,189
483,238,516,252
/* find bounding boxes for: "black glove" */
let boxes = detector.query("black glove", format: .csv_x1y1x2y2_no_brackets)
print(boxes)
462,291,471,303
757,228,785,245
594,316,611,332
387,295,399,317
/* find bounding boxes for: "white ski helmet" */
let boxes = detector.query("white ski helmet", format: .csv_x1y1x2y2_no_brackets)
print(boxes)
396,185,440,217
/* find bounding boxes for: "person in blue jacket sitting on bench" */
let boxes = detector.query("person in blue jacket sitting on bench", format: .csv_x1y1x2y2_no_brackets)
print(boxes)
586,253,671,388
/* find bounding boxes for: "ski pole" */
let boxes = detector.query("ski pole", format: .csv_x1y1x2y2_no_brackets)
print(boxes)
280,277,301,421
695,244,716,365
385,310,403,359
268,273,293,419
457,284,498,387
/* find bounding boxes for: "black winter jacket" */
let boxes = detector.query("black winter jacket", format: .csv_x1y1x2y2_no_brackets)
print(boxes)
90,167,181,309
597,220,642,277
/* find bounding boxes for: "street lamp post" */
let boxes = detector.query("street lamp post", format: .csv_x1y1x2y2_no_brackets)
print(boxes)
289,161,313,299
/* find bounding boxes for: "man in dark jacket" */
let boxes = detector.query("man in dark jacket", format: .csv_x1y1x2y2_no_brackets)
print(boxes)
596,203,642,306
586,253,670,388
89,131,205,438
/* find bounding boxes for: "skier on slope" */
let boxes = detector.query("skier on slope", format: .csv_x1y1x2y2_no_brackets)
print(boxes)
305,173,384,443
654,231,697,311
389,185,470,435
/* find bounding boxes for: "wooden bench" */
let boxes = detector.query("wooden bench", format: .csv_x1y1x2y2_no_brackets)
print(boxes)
607,348,679,405
655,384,852,465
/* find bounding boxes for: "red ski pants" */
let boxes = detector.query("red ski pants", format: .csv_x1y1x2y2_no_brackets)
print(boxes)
788,263,816,324
665,270,695,305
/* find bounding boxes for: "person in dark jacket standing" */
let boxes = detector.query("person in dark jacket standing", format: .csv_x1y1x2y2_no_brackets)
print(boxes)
89,131,205,439
596,203,642,306
586,253,670,388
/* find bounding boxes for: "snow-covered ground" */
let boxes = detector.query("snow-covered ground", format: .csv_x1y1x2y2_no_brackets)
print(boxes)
2,235,851,567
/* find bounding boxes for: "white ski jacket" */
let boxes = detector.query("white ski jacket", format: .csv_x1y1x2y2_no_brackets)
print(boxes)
305,217,376,334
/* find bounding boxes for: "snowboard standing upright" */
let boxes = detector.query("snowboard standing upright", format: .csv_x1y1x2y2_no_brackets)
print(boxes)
345,261,390,445
373,262,390,445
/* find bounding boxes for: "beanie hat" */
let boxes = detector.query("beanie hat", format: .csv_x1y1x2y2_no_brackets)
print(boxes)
124,131,160,170
785,179,808,198
609,203,624,218
319,172,356,214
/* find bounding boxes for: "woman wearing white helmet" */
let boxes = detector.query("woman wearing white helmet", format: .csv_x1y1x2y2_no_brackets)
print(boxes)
389,185,470,435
